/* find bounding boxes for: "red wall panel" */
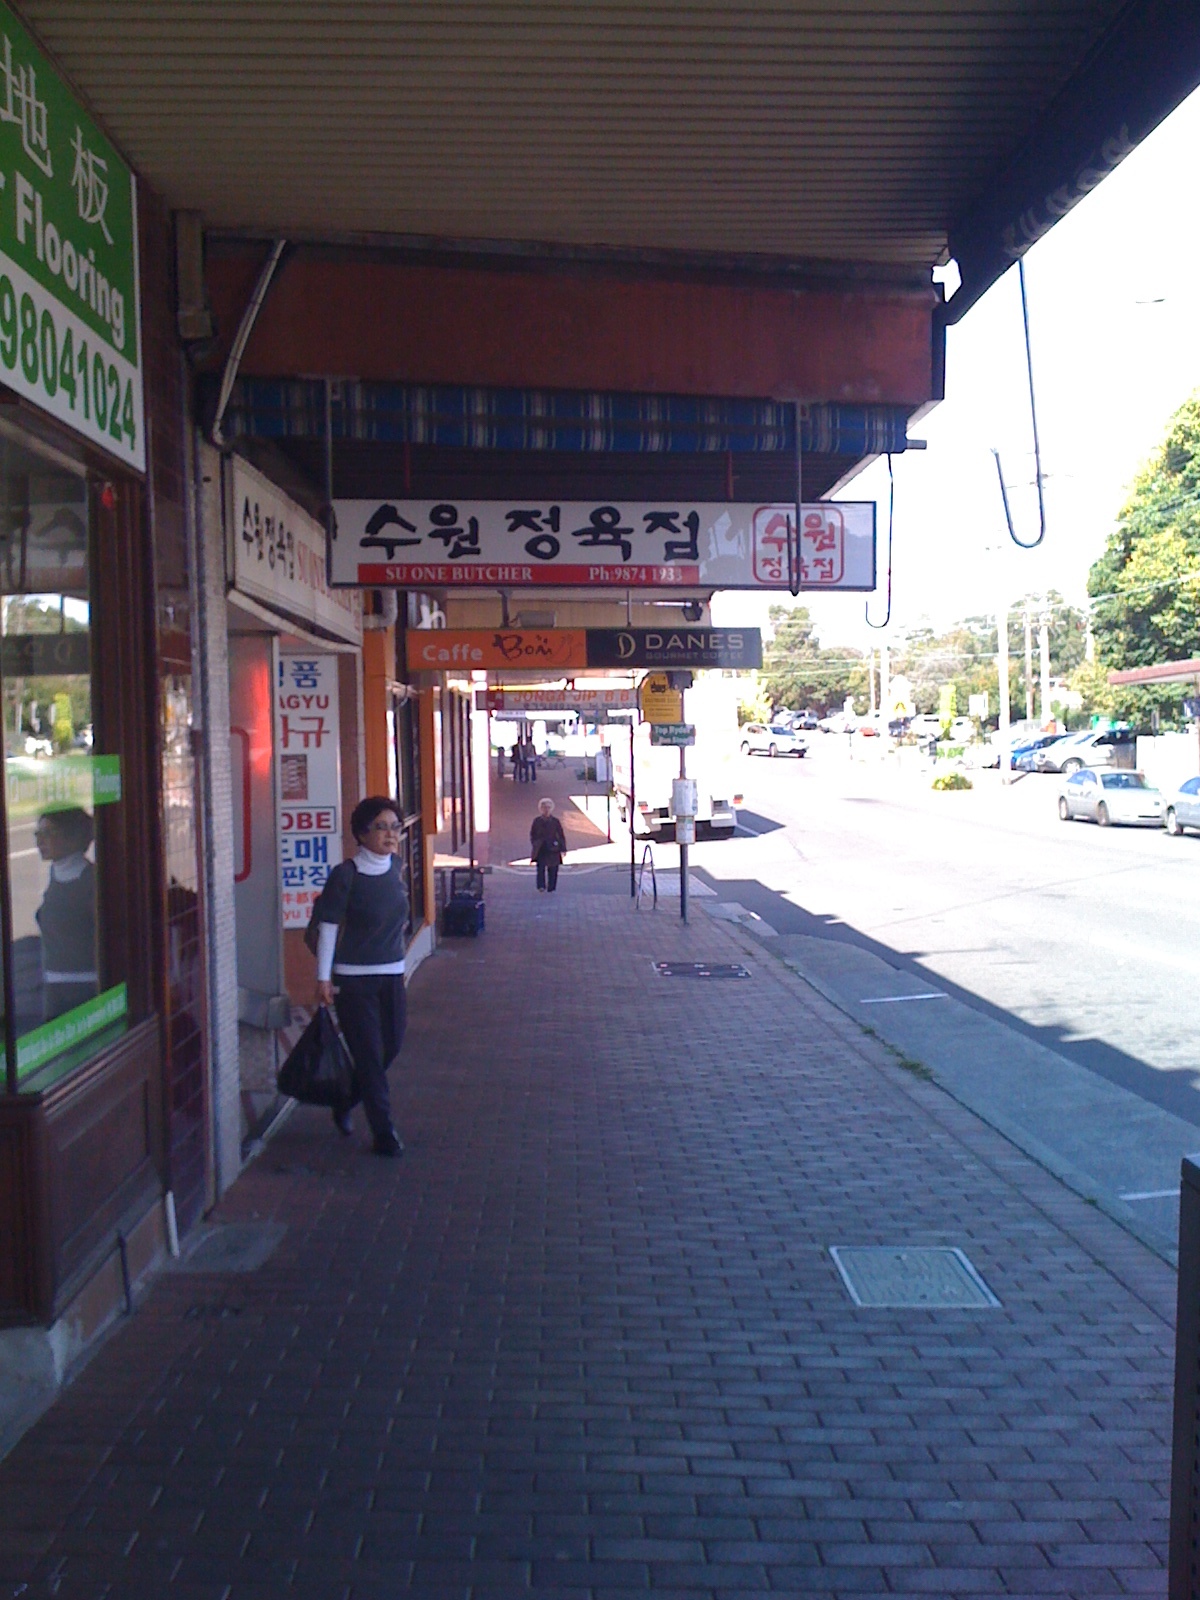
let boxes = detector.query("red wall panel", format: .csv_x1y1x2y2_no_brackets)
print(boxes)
207,254,936,407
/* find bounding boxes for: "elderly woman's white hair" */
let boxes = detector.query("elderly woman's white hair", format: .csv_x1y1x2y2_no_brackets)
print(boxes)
538,796,555,811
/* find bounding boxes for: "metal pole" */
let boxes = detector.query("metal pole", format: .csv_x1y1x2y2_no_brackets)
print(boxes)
629,717,636,897
998,601,1012,784
1039,609,1052,727
1024,603,1034,722
678,742,688,923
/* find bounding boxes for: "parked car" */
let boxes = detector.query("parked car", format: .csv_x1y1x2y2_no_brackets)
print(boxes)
983,730,1060,769
1035,727,1136,775
1163,775,1200,836
945,716,977,743
907,713,942,738
1057,768,1163,827
793,710,820,731
818,713,857,735
1012,733,1069,772
740,722,808,758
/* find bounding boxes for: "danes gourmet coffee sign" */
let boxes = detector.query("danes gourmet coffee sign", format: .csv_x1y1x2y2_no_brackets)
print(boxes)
332,500,875,590
585,628,762,670
404,626,762,674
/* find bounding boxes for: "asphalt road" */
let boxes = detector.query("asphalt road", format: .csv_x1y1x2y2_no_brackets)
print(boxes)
688,738,1200,1132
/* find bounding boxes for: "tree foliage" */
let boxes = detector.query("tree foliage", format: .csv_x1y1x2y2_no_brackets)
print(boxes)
760,605,867,714
1088,392,1200,723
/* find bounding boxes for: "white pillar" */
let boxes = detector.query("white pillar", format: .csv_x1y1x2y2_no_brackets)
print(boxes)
880,642,890,727
997,602,1011,784
1039,610,1052,726
471,670,491,838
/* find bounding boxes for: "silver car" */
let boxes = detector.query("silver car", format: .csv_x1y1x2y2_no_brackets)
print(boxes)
741,722,808,758
1164,776,1200,836
1057,768,1163,827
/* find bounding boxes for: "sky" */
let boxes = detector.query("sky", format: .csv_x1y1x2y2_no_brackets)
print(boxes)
712,83,1200,650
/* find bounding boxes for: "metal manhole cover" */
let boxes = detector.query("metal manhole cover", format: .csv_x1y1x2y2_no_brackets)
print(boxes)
830,1246,1000,1308
652,961,750,979
175,1222,286,1274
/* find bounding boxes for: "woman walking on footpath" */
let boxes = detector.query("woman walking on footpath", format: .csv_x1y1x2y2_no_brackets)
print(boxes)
530,797,567,893
312,796,409,1156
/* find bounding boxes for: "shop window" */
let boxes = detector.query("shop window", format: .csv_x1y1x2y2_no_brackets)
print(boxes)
0,428,129,1091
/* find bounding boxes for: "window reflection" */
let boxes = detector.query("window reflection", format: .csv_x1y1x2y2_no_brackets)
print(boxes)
0,429,117,1083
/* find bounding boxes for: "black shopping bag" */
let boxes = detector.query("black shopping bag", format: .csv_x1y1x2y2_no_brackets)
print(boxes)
276,1006,355,1107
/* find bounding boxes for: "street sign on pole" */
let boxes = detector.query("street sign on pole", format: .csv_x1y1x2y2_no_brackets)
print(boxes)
639,673,683,724
650,723,695,747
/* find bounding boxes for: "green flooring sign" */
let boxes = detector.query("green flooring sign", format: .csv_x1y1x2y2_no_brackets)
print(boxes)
17,982,127,1078
5,752,122,816
0,3,143,469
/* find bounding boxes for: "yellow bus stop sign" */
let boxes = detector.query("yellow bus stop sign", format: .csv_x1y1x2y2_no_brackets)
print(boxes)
639,672,684,724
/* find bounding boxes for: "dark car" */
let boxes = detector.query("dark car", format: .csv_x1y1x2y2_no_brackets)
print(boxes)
794,710,820,731
1011,733,1068,772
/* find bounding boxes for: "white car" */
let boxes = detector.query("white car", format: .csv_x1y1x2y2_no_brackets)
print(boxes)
1057,768,1163,827
741,722,808,758
1164,776,1200,836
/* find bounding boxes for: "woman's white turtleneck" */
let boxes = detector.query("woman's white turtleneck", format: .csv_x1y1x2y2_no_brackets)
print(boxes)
315,848,405,981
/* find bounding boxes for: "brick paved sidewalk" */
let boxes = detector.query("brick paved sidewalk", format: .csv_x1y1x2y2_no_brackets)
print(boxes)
0,868,1175,1598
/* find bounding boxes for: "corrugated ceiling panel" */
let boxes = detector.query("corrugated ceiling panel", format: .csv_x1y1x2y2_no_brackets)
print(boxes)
19,1,1130,265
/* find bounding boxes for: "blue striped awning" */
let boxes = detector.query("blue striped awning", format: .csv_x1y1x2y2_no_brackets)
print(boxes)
218,379,910,457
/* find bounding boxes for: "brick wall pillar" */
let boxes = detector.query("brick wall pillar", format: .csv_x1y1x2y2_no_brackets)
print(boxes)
192,437,242,1194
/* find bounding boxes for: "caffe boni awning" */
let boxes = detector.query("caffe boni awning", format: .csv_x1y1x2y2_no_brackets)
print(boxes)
20,0,1200,553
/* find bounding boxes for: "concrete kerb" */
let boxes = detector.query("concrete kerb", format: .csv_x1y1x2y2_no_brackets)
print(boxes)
696,897,1178,1323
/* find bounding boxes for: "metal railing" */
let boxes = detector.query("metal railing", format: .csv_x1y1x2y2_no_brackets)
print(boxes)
635,843,658,910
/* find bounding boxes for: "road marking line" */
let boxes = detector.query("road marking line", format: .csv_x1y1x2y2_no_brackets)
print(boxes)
1119,1187,1180,1202
858,992,949,1005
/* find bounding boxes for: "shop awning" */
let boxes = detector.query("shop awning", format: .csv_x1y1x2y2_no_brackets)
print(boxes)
216,380,911,460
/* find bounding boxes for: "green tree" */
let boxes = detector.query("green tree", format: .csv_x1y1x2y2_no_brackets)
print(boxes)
1088,393,1200,725
760,605,867,714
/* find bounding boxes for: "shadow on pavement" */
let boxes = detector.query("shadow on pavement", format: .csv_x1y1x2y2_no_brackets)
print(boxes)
693,866,1200,1131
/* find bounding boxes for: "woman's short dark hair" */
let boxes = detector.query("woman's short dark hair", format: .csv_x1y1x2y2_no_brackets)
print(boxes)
350,795,401,842
38,806,94,852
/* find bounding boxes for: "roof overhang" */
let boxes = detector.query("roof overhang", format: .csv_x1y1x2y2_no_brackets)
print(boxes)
17,1,1200,322
1108,659,1200,686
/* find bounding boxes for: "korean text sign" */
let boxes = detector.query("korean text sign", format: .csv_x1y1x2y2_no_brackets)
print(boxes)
333,500,875,590
229,456,362,644
277,655,342,930
0,3,142,468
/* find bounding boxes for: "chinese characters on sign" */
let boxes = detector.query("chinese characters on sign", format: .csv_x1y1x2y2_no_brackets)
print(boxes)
0,3,143,468
333,501,876,591
229,457,362,644
277,655,342,930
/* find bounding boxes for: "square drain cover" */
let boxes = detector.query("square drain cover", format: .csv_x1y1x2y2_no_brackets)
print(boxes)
653,961,750,979
175,1222,285,1274
830,1246,999,1308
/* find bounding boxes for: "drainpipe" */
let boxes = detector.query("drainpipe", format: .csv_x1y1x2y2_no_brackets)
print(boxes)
210,239,286,449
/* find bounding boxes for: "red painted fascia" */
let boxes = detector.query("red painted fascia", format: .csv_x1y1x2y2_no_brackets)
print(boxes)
205,253,937,407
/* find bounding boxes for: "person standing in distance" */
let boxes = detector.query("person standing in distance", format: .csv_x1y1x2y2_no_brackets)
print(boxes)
530,797,567,893
313,797,409,1156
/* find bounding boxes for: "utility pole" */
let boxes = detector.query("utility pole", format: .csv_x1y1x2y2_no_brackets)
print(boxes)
1039,606,1052,726
997,600,1011,783
880,641,890,729
1023,602,1034,722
